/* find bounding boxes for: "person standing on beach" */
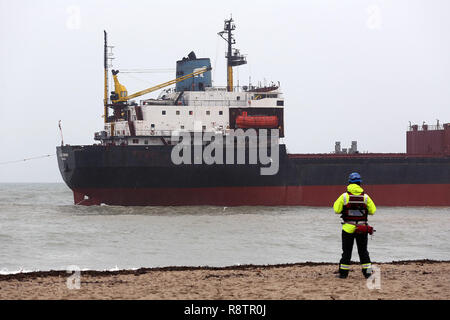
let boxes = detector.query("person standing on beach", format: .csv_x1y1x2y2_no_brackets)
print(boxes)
333,172,376,279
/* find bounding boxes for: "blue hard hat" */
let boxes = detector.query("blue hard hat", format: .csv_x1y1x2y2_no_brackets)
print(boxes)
348,172,362,184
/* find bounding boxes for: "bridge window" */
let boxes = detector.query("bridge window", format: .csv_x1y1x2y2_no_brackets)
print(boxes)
206,110,210,115
219,111,223,115
189,111,193,115
176,110,180,115
132,139,139,144
162,110,166,115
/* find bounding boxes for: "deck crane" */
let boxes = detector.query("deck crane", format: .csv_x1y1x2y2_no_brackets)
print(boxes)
103,31,211,122
110,66,212,104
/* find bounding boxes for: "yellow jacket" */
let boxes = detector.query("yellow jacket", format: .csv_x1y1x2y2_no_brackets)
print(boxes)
333,184,376,233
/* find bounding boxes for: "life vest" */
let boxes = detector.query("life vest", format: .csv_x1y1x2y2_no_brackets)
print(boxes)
341,191,368,223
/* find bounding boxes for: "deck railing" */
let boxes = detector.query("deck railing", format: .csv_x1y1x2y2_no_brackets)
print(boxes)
408,123,449,131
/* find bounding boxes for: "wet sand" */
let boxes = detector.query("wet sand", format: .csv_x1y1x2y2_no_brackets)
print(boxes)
0,260,448,300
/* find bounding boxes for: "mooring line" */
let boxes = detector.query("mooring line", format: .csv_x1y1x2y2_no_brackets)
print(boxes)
0,154,55,165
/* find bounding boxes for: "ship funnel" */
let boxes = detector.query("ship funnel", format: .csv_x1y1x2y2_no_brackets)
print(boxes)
175,51,212,92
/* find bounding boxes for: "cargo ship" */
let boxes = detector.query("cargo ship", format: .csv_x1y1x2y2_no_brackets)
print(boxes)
57,18,450,207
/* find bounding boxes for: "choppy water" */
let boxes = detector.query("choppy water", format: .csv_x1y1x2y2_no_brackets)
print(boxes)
0,183,449,274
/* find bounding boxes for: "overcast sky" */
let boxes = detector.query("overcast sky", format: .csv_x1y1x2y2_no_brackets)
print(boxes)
0,0,449,182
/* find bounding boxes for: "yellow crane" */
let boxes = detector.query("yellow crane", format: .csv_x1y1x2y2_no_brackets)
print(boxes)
110,66,212,103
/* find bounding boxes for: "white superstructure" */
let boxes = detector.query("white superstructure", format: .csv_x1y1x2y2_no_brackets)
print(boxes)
97,87,285,146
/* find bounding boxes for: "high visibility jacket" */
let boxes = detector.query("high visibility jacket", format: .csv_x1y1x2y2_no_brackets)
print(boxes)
333,184,376,233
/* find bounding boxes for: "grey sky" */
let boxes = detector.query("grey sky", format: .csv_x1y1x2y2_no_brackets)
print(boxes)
0,0,449,182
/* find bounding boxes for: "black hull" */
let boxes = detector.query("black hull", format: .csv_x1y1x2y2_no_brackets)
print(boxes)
56,145,450,206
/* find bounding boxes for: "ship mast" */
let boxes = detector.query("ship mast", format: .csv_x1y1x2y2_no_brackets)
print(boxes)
218,17,247,92
103,30,109,123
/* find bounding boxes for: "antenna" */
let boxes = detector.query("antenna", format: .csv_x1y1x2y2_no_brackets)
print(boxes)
104,31,108,123
218,16,247,92
104,30,115,123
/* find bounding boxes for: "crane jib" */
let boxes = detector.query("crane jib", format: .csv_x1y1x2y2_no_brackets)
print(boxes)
115,66,212,102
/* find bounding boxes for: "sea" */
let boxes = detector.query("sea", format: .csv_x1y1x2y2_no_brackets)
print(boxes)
0,183,449,274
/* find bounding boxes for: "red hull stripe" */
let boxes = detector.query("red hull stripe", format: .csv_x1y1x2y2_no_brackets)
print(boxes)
73,184,450,207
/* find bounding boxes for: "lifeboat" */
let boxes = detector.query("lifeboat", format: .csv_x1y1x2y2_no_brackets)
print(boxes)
236,112,279,129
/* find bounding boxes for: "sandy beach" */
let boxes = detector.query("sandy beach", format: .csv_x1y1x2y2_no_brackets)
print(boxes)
0,260,448,300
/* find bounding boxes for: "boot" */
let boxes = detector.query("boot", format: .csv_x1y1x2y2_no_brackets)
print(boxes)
362,268,373,279
338,269,349,279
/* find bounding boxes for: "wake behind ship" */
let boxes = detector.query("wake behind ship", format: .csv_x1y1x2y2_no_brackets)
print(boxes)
57,18,450,207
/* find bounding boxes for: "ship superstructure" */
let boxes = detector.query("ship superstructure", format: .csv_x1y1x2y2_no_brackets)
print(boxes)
96,17,284,147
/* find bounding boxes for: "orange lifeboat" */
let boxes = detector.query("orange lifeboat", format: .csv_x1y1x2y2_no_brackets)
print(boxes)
236,112,279,129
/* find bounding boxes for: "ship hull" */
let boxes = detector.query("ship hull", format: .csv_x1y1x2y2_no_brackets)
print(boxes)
71,184,450,206
57,145,450,207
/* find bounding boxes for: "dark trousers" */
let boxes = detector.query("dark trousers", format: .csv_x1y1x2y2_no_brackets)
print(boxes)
339,230,371,275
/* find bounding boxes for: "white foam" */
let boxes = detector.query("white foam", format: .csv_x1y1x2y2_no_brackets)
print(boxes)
0,267,35,275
